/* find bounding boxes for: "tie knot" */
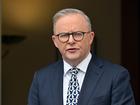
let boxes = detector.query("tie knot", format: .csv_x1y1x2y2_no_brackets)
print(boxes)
70,67,79,75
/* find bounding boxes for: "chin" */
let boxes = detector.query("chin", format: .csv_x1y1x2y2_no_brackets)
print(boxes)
66,53,80,59
66,56,78,60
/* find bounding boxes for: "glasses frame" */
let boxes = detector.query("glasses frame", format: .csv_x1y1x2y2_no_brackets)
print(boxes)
54,31,90,43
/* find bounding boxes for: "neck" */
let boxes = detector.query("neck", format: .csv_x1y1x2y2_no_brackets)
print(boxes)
66,59,81,67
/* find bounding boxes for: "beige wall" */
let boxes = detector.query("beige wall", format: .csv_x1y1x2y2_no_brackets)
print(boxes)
2,0,121,105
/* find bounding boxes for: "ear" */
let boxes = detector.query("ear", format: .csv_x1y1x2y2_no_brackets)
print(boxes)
52,35,58,48
89,31,95,45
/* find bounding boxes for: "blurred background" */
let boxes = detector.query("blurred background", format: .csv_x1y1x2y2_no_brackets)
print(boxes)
1,0,139,105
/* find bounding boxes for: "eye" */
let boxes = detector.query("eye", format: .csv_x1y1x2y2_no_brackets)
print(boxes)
59,33,68,38
73,32,83,37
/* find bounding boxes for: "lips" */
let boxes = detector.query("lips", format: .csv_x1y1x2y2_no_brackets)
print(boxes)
66,48,79,53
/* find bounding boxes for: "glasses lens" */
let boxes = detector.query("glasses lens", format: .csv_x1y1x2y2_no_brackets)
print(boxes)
57,31,86,42
73,32,84,41
59,33,69,42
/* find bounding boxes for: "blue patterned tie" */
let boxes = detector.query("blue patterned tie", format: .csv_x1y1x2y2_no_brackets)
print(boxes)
66,67,80,105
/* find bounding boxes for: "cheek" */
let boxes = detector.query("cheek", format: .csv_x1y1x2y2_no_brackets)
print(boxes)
81,39,92,52
57,44,66,54
83,37,91,47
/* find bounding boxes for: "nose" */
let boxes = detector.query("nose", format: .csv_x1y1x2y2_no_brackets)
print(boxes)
68,35,75,44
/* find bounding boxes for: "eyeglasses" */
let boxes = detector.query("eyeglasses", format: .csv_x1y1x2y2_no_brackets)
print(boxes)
54,31,90,43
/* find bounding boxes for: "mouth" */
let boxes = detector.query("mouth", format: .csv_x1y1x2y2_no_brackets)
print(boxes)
66,48,79,53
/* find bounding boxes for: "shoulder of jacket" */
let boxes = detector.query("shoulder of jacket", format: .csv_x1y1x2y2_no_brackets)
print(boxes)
36,60,63,75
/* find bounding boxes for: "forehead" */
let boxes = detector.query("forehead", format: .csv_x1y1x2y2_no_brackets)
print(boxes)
55,14,89,33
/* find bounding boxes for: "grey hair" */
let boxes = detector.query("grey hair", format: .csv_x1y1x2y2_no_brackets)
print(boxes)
53,8,92,33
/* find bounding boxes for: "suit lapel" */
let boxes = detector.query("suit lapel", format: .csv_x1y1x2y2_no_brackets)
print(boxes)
50,60,64,105
78,55,104,105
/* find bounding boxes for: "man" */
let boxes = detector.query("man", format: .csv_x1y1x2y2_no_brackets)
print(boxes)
28,8,135,105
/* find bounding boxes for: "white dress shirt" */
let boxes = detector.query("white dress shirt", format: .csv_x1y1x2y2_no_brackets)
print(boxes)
63,53,92,105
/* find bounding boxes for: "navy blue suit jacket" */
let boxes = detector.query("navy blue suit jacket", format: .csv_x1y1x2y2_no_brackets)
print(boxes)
28,55,135,105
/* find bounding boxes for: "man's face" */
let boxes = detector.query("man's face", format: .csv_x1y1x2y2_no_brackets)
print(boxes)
52,14,94,66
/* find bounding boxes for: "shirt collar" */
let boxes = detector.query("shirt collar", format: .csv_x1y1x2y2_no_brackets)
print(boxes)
63,53,92,76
